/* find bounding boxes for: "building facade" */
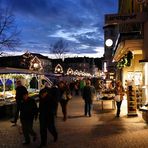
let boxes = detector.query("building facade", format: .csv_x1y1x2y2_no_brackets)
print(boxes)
104,0,148,107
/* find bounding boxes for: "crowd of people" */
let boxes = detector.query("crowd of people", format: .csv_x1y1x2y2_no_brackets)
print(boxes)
10,78,125,147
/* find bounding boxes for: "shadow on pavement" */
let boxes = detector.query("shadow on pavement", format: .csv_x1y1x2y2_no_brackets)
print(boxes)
68,115,85,119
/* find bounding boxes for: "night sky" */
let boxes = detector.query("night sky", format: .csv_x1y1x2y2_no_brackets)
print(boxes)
1,0,118,58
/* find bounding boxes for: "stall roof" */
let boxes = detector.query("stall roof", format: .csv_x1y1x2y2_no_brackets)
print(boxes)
0,67,45,75
0,67,61,77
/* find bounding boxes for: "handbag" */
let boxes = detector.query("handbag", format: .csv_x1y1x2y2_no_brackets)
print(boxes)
62,92,67,100
66,93,72,100
62,92,72,100
114,95,121,102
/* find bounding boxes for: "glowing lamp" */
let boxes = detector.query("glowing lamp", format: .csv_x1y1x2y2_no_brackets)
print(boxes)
105,39,113,47
33,63,39,68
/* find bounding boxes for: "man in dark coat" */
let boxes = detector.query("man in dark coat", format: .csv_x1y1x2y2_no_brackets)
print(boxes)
11,80,28,125
82,80,96,117
39,83,58,147
20,90,38,145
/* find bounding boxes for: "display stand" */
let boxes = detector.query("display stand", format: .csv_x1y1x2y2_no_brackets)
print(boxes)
135,87,142,108
127,85,138,116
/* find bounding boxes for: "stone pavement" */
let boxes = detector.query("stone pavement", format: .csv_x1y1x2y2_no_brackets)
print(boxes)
0,95,148,148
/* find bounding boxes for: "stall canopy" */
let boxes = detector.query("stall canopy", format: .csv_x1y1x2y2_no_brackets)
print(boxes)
0,67,45,75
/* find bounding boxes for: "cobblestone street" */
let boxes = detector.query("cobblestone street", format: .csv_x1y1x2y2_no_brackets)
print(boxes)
0,95,148,148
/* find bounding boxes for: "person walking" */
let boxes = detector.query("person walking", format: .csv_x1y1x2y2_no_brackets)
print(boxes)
11,80,28,125
114,80,125,117
20,90,38,145
58,81,72,121
50,81,60,117
38,83,58,147
82,80,96,117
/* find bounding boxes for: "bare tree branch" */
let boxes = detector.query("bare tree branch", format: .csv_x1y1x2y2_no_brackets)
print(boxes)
0,8,21,55
49,39,70,59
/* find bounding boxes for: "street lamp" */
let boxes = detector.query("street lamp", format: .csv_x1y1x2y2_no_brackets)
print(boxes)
105,39,113,47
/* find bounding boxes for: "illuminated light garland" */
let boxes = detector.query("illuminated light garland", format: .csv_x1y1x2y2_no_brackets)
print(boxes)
54,64,63,74
117,51,133,69
67,68,74,75
74,70,78,76
29,56,43,71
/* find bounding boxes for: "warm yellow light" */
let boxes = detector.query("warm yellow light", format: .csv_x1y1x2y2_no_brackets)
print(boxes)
104,62,107,72
54,64,63,73
144,63,148,100
144,63,148,85
34,63,38,68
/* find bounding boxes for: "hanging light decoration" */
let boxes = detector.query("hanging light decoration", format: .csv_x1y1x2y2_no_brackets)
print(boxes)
29,56,43,71
74,70,78,76
54,64,63,74
67,68,74,75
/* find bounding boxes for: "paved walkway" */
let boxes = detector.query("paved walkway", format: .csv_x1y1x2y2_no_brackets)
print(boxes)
0,95,148,148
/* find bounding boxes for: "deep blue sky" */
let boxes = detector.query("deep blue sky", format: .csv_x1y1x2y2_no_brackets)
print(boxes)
1,0,118,58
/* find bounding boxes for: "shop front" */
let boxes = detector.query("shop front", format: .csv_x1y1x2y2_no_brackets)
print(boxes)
113,38,143,116
104,0,148,120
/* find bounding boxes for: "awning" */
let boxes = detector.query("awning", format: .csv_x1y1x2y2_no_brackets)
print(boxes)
139,59,148,63
113,39,143,62
0,67,60,79
0,67,44,75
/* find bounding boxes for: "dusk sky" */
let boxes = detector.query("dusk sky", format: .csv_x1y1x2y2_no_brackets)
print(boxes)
1,0,118,58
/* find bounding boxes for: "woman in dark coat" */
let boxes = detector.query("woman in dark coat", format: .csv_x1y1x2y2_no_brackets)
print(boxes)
58,81,71,121
114,80,125,117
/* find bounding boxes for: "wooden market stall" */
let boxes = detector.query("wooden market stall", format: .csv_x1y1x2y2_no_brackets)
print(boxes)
0,67,53,117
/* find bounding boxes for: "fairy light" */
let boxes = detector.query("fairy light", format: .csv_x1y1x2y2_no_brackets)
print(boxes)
54,64,63,74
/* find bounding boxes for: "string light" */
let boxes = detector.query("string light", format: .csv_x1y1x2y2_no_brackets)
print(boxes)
54,64,63,74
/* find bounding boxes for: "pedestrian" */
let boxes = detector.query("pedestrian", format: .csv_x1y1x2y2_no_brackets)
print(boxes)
58,81,72,121
74,81,79,96
50,81,60,117
114,80,125,117
20,90,38,145
11,80,28,125
79,79,86,95
82,79,96,117
38,83,58,147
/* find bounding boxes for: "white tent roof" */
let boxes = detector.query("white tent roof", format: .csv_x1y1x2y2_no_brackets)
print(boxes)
0,67,44,75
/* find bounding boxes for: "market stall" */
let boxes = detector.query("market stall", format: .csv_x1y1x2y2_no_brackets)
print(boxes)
0,67,53,117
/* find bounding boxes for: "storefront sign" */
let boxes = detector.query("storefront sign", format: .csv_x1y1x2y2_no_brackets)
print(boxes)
105,12,147,24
